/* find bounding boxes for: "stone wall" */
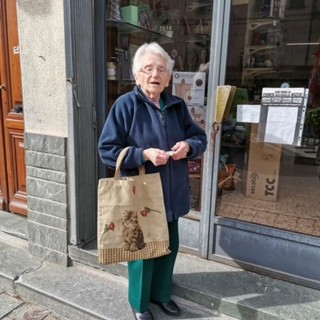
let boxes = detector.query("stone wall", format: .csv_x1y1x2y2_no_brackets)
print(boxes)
25,133,69,266
17,0,68,137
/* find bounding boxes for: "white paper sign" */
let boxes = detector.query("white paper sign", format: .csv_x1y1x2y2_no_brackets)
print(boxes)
259,87,308,146
264,106,298,144
236,104,261,123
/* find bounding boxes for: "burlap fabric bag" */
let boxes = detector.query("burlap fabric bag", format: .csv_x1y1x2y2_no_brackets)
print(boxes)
98,147,170,265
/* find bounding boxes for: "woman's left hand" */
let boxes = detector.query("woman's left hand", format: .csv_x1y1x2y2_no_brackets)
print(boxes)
170,141,190,160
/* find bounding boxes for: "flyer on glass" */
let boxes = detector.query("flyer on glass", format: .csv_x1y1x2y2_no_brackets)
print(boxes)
172,71,206,106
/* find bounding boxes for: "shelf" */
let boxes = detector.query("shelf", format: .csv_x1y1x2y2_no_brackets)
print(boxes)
242,5,283,85
186,1,212,13
189,173,201,179
185,34,210,44
245,45,278,55
106,19,175,43
248,18,278,30
243,67,276,77
222,143,246,149
105,0,212,213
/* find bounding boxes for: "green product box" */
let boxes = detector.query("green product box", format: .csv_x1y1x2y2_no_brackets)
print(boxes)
121,5,140,26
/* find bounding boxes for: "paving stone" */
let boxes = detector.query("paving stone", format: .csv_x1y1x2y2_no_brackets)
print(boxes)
4,304,50,320
3,302,68,320
2,226,320,320
0,292,23,319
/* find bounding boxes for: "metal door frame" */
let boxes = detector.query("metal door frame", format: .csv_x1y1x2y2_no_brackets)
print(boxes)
199,0,232,258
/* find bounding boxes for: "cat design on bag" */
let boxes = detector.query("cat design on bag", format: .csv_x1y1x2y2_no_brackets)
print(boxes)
121,210,146,251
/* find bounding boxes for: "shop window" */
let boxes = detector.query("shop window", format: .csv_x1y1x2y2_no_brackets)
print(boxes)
105,0,214,213
220,0,320,237
288,0,306,10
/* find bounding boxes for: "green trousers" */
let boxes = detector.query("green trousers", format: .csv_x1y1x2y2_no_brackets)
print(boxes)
128,220,179,313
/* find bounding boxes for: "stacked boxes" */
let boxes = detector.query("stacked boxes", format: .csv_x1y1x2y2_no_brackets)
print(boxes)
244,124,282,201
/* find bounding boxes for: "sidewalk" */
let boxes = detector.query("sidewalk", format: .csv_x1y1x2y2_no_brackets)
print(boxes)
0,230,235,320
1,211,320,320
0,287,235,320
0,289,68,320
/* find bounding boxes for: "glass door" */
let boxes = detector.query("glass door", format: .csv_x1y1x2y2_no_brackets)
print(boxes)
105,0,214,217
218,0,320,237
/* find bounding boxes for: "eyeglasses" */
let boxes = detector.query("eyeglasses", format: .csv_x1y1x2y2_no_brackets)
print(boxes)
140,65,168,75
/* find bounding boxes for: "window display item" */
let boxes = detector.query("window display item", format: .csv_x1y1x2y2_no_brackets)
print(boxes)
218,163,238,194
107,62,117,80
165,26,173,38
121,5,139,26
172,72,206,106
188,159,201,174
309,49,320,109
259,88,308,146
214,85,236,123
243,124,281,201
106,0,123,21
188,106,206,129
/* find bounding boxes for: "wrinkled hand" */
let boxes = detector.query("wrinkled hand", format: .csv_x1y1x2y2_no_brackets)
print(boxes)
170,141,190,160
143,148,169,166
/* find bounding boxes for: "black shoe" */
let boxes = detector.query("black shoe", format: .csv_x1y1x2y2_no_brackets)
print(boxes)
131,308,154,320
151,299,181,317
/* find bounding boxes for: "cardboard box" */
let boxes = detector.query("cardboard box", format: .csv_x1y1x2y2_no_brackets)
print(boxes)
244,124,281,201
121,6,140,26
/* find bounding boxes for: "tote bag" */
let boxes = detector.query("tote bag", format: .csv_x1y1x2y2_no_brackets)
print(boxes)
98,147,170,265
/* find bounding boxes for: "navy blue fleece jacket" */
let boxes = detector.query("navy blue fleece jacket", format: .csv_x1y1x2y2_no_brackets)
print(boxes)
98,85,207,222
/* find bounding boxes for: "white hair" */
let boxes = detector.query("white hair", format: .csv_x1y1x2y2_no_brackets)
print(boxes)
132,42,175,76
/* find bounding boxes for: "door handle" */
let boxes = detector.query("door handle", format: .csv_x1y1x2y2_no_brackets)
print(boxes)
14,104,23,114
0,84,6,90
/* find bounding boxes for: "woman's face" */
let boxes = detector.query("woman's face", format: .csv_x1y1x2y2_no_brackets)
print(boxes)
135,53,171,99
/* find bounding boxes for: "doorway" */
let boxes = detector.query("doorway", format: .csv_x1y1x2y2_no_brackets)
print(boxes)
0,0,27,216
210,0,320,289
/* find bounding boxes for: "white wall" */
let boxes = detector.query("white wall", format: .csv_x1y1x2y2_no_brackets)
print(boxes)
17,0,68,137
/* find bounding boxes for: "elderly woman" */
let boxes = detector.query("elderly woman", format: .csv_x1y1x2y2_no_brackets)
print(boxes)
98,42,207,320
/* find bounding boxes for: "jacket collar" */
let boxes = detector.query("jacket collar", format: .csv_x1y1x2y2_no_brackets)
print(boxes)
134,85,182,109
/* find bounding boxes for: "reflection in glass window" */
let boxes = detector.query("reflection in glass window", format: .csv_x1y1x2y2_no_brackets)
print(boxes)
106,0,214,212
219,0,320,237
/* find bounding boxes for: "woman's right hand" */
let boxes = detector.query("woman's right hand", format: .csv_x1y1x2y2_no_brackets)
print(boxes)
143,148,169,166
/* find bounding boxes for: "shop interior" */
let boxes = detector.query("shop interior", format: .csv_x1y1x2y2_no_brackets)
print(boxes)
105,0,212,206
104,0,320,238
219,0,320,237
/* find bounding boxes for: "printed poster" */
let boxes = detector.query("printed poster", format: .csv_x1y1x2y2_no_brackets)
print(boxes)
172,72,206,106
188,106,206,129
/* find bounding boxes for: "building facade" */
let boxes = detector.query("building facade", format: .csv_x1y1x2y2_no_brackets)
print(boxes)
0,0,319,290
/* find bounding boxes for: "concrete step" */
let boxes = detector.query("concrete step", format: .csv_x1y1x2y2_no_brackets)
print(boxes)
0,288,69,320
70,243,320,320
0,232,235,320
1,211,320,320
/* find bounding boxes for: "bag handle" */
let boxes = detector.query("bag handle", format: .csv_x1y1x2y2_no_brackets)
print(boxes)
114,147,145,179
